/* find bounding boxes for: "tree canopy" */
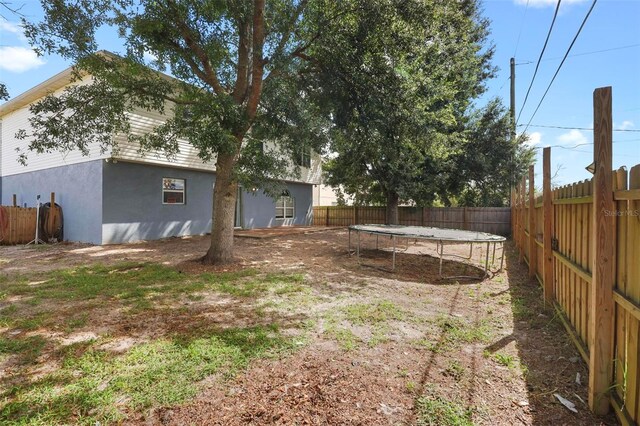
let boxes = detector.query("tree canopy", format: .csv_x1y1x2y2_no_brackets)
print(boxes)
20,0,331,263
313,0,531,215
15,0,533,261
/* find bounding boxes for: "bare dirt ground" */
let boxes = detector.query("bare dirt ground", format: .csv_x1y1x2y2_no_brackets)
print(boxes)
1,228,618,425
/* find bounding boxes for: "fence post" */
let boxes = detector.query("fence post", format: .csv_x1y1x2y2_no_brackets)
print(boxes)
528,165,536,277
519,176,526,262
12,194,17,207
588,86,615,415
325,207,329,227
511,187,518,241
354,206,359,225
543,148,554,303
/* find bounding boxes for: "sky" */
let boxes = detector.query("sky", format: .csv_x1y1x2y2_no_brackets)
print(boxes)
1,0,639,186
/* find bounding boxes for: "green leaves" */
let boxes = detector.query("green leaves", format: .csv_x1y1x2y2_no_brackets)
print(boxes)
312,0,495,208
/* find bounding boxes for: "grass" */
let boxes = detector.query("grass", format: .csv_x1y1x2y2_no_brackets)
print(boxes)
0,304,18,327
0,335,47,364
203,270,307,298
492,352,516,368
431,315,492,352
64,313,89,332
0,325,300,425
344,300,405,325
329,328,359,351
416,392,474,426
444,360,465,381
0,263,192,303
0,263,316,424
413,315,493,353
323,301,407,350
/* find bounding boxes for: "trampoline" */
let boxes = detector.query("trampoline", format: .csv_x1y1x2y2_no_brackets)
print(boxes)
348,224,506,280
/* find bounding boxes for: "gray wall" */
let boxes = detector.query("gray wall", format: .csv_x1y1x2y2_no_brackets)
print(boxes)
1,159,315,245
102,161,215,244
241,182,313,229
0,160,103,244
103,162,314,242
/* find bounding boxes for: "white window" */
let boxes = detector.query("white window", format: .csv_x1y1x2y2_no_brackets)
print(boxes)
276,191,294,219
162,178,185,204
294,147,311,168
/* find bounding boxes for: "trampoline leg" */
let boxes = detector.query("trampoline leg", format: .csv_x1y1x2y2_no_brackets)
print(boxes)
376,235,379,250
439,241,444,277
348,228,351,255
492,242,496,265
499,242,505,271
392,235,396,270
357,231,360,262
469,242,473,259
484,242,490,276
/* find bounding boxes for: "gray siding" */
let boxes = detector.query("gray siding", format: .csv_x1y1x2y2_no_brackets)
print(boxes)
242,182,313,229
1,159,314,246
0,160,103,243
102,161,214,244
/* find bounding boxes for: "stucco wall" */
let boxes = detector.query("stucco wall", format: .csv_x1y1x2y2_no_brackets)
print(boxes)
0,160,103,243
102,161,215,244
241,182,313,229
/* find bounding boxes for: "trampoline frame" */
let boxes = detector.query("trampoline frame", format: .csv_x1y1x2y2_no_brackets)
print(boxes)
347,224,506,280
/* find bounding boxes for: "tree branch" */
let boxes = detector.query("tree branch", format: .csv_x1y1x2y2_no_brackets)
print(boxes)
245,0,265,121
166,0,226,96
232,19,250,103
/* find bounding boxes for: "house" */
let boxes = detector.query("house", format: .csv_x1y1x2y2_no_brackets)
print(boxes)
0,67,321,244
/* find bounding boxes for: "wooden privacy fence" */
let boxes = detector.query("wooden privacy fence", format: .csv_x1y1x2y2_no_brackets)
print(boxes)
0,206,37,244
513,87,640,424
312,206,511,236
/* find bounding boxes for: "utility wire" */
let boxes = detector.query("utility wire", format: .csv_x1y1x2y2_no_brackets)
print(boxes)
531,138,640,153
521,0,599,135
519,123,640,132
516,0,562,126
513,0,530,58
516,43,640,65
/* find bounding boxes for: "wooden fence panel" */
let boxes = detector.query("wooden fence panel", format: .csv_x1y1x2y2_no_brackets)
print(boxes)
312,206,512,236
616,164,640,422
0,206,37,245
515,153,640,421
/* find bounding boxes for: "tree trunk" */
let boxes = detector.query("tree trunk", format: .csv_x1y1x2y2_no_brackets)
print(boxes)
386,191,399,225
203,152,238,264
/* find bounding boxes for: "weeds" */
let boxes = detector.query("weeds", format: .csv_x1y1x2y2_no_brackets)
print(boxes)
416,391,473,426
0,325,298,425
444,360,465,381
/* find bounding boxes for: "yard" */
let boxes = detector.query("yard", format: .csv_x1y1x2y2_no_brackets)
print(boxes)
0,229,617,425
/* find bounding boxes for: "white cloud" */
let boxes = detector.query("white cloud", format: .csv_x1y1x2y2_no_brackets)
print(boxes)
514,0,588,7
557,129,587,146
619,120,634,130
0,47,46,72
524,131,543,146
0,20,26,41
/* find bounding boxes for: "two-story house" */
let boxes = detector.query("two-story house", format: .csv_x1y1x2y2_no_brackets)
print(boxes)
0,67,321,244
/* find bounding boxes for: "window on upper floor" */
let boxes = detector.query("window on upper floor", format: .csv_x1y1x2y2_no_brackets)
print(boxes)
294,147,311,168
162,177,185,204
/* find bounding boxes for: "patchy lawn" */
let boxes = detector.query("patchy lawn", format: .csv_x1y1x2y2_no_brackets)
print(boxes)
0,230,617,425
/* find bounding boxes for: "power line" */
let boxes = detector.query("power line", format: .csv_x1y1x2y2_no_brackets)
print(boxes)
513,0,530,58
521,0,599,135
519,123,640,132
531,138,640,153
516,0,562,126
516,43,640,65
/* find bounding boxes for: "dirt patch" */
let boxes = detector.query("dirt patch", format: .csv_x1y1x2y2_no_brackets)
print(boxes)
0,229,618,425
